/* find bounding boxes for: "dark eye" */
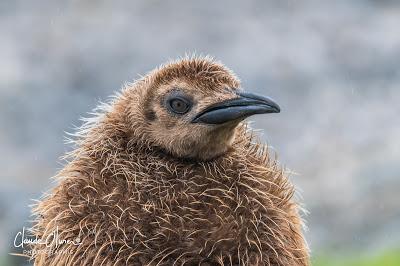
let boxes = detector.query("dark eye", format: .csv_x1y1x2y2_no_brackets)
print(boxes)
168,97,191,114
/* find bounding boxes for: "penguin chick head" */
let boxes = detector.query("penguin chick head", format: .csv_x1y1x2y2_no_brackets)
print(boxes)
125,57,280,161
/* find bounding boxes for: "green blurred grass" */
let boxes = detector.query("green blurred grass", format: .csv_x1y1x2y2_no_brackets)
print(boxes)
312,249,400,266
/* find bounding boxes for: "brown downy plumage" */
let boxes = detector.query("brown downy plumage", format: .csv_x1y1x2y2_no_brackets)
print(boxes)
31,56,309,265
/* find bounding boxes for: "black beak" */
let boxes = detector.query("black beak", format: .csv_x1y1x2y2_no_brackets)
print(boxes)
192,91,280,124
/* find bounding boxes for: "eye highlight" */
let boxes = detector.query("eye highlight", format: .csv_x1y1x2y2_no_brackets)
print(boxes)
167,96,192,115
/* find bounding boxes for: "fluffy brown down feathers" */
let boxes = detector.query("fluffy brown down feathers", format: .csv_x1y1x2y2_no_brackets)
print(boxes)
31,57,309,265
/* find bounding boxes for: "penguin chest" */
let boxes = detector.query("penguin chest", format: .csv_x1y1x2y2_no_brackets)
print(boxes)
138,171,263,257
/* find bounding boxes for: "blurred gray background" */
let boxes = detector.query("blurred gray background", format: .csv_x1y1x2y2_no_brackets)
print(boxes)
1,0,399,265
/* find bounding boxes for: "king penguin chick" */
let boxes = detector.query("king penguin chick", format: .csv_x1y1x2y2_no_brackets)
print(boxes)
31,57,309,266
